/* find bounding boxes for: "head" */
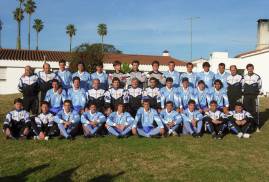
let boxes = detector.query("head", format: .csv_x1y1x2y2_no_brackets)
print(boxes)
182,78,189,88
113,61,121,72
40,101,50,113
59,60,66,71
209,100,217,112
218,63,225,74
188,100,196,112
149,77,158,88
168,61,175,71
165,101,174,112
96,63,103,73
143,100,151,111
24,66,33,76
197,80,205,90
246,64,254,75
112,77,120,89
104,106,112,116
63,100,72,112
131,60,140,71
214,79,223,90
116,103,125,113
72,77,80,89
235,102,243,113
131,78,139,89
92,79,100,90
202,62,210,72
43,63,51,73
186,62,193,73
88,103,97,113
165,77,173,88
52,79,59,90
152,61,160,72
230,65,237,76
14,98,23,110
77,62,85,72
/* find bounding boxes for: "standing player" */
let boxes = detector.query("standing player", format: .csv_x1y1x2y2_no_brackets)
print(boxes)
108,61,127,88
126,78,143,117
72,62,91,91
215,63,230,91
197,62,215,89
55,59,72,91
91,63,108,90
127,60,147,88
180,62,197,88
163,61,181,87
143,77,162,111
193,80,210,113
147,61,166,87
178,78,195,112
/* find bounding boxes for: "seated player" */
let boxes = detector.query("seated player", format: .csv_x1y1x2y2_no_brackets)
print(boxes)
209,79,229,113
160,77,182,110
67,77,87,113
178,78,195,112
104,77,128,111
105,103,135,138
203,100,227,139
87,79,106,112
143,77,162,111
32,101,58,140
55,100,80,139
45,79,67,114
81,103,106,137
91,63,108,90
193,80,210,113
126,78,143,117
134,99,165,138
159,101,182,136
227,102,254,139
182,100,203,138
3,98,31,139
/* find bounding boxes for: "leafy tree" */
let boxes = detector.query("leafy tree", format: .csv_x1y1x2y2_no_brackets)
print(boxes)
33,18,44,50
97,23,107,52
121,63,131,73
24,0,36,50
13,6,24,49
66,24,76,52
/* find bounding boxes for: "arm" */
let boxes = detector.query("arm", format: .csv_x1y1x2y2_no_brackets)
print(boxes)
97,113,106,124
81,114,89,125
106,114,116,127
153,111,164,128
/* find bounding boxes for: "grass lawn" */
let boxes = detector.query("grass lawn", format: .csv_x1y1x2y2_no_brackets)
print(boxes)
1,94,269,182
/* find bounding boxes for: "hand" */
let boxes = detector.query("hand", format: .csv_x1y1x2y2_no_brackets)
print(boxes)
39,132,45,140
91,121,98,127
191,120,197,127
160,128,165,135
116,124,125,131
241,119,247,125
235,120,241,126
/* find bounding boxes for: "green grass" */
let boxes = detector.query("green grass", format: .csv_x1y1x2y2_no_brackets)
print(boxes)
1,94,269,182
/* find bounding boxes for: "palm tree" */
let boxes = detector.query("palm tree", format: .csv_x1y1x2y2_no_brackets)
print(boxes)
33,19,43,50
97,23,107,52
66,24,76,52
0,19,3,48
24,0,36,50
13,7,24,49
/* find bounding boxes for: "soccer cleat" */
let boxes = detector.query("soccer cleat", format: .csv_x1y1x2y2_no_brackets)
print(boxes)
237,132,243,138
243,133,250,139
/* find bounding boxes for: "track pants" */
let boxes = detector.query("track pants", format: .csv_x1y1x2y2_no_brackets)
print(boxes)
183,120,203,134
137,126,161,138
3,120,31,138
31,121,58,136
82,124,103,136
58,123,79,138
23,96,39,115
228,117,253,134
107,125,133,137
203,117,227,134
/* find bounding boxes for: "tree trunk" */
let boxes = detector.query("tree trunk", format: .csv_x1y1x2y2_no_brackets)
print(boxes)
69,36,72,52
16,21,21,50
101,36,104,53
0,29,2,48
36,31,39,50
28,15,31,50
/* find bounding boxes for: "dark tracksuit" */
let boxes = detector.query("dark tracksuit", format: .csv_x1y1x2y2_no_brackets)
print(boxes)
38,71,58,101
32,112,58,137
104,88,129,111
227,74,243,110
87,88,106,112
228,110,254,134
126,87,143,117
203,110,227,135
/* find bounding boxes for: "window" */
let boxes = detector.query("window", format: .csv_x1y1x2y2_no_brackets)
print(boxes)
0,67,7,81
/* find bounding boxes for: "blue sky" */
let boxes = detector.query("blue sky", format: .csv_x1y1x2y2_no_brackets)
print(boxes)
1,0,268,60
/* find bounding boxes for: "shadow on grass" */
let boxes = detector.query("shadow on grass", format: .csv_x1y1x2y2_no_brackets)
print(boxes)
260,109,269,128
0,164,49,182
44,166,80,182
88,171,125,182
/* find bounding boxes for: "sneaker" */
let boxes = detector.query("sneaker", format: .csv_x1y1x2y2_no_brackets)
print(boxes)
217,134,223,140
212,132,217,139
237,132,243,138
243,133,250,138
44,136,49,141
256,128,261,133
168,129,173,136
192,133,198,138
172,131,178,136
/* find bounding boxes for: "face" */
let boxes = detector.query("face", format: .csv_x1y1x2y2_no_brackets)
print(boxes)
230,66,237,76
235,105,242,113
41,104,49,113
14,102,23,110
52,81,59,90
117,104,124,113
219,65,225,73
168,63,175,71
188,103,195,112
166,104,173,112
73,80,80,89
132,63,139,71
59,62,66,70
92,80,100,89
152,63,159,71
187,64,193,72
89,105,97,113
114,64,121,71
150,79,157,88
166,81,173,88
214,82,221,90
143,102,150,110
182,81,189,88
131,79,139,88
105,107,112,116
112,80,120,89
24,66,32,76
203,66,210,72
43,64,50,73
198,83,205,90
78,64,84,72
247,66,254,75
64,102,71,112
96,66,103,73
210,103,217,111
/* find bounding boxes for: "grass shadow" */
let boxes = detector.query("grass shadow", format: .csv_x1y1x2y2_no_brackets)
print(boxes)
259,109,269,128
88,171,125,182
44,166,80,182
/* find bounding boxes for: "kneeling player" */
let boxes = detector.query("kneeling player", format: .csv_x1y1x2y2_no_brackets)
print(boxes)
182,100,203,138
134,99,165,138
105,103,135,138
228,102,254,139
81,103,106,137
55,100,80,139
203,100,227,139
3,98,31,139
159,101,182,136
32,101,58,140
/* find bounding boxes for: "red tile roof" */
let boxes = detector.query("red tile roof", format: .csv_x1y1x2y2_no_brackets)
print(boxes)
0,48,186,66
235,47,269,58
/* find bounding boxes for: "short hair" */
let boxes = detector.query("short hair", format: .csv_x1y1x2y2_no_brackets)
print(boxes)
182,77,189,83
188,100,196,105
92,78,100,83
235,102,243,107
43,63,50,68
77,61,85,67
116,102,125,109
152,60,160,66
198,80,205,85
149,77,158,82
230,65,237,70
166,77,173,83
214,79,223,88
96,63,103,68
87,102,97,108
165,101,174,106
72,76,80,83
210,100,217,105
40,101,50,107
112,77,120,83
14,98,23,104
113,61,121,67
202,62,210,68
168,61,175,65
186,62,193,67
52,79,59,84
246,63,254,69
132,60,140,65
59,59,66,64
64,100,72,105
218,63,225,67
143,99,150,104
131,78,139,82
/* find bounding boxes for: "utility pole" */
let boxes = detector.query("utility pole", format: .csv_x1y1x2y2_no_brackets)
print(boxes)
0,19,3,48
186,17,200,61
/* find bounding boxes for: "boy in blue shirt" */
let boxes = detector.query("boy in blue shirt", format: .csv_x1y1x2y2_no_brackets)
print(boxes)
91,63,108,90
163,61,181,87
178,78,195,111
193,80,210,113
197,62,215,89
72,61,91,91
180,62,197,88
55,59,72,91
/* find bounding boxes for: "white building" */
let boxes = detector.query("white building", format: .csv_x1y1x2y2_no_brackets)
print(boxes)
0,49,187,94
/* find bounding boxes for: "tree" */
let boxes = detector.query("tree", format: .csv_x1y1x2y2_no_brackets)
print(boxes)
13,7,24,49
24,0,36,50
66,24,76,52
97,23,107,52
0,19,3,48
33,18,43,50
121,63,131,73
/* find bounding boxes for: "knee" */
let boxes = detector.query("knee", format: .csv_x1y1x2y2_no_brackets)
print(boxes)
132,128,137,135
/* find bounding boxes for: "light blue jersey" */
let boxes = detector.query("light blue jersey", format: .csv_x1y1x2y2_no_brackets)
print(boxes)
182,109,203,134
180,72,197,88
81,111,106,125
91,71,108,90
177,87,195,110
197,71,215,89
160,87,182,109
72,71,91,91
67,88,87,112
160,109,182,125
55,69,72,90
193,87,211,110
208,88,229,110
45,88,67,114
135,108,163,128
54,109,80,124
215,72,230,91
163,70,181,87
